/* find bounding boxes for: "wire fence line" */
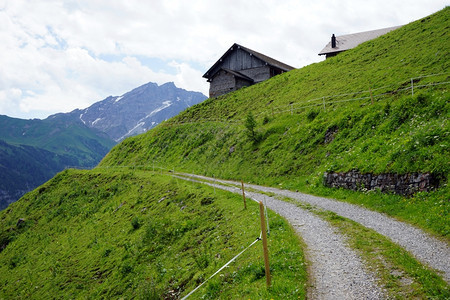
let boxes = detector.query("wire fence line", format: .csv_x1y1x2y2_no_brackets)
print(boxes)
171,173,271,299
266,72,449,116
159,72,448,126
65,72,449,171
180,237,261,300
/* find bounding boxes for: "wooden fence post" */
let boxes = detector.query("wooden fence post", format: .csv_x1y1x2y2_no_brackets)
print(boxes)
241,180,247,210
259,201,271,287
370,87,374,105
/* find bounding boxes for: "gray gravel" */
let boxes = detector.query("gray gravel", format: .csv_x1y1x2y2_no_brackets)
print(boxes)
180,173,450,284
175,175,386,299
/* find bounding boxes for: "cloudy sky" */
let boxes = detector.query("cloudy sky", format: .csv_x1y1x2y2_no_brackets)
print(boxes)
0,0,447,119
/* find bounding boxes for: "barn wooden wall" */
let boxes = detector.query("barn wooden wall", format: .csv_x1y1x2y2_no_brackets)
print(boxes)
207,47,285,97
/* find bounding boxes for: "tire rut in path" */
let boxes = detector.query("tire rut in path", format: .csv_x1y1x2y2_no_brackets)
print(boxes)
175,175,386,299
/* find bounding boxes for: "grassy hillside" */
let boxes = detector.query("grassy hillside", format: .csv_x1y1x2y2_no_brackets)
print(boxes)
100,9,449,237
0,169,305,299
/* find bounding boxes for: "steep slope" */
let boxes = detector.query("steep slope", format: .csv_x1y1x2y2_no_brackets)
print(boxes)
0,169,305,299
100,8,449,235
72,82,207,141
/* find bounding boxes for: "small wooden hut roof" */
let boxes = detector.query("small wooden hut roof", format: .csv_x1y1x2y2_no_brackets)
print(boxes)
203,43,295,79
318,26,402,56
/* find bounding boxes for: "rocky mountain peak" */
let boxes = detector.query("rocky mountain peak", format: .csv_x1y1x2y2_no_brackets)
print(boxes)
74,82,207,141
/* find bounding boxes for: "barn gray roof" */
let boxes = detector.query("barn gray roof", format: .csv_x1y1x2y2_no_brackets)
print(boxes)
219,68,254,82
203,43,295,79
318,26,402,56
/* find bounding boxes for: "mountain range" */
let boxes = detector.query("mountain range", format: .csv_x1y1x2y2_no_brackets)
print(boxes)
68,81,206,142
0,82,207,209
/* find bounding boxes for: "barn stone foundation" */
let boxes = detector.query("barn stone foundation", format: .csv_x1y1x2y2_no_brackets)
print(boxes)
323,170,439,196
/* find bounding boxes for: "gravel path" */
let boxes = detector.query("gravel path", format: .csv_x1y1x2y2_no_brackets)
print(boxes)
175,175,386,299
179,173,450,284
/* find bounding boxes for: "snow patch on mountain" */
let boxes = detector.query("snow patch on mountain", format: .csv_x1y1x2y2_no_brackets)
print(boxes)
147,101,172,117
79,113,86,125
92,118,103,125
117,122,145,142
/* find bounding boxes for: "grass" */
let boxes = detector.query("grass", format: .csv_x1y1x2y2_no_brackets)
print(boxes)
0,169,307,299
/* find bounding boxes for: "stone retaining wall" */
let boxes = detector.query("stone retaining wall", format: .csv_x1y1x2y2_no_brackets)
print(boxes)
323,170,439,196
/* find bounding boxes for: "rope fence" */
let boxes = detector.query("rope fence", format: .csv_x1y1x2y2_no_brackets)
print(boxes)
266,72,449,117
181,236,261,300
174,173,272,298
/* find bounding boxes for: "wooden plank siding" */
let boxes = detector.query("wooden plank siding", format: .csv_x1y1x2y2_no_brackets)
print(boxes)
220,48,266,73
203,43,295,98
209,69,254,98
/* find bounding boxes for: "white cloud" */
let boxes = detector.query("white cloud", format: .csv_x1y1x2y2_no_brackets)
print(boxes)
169,61,208,95
0,0,447,119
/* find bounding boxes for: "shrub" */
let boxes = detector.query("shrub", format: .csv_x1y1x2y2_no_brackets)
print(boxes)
120,262,133,277
307,109,319,121
131,217,141,230
245,112,262,144
245,112,257,141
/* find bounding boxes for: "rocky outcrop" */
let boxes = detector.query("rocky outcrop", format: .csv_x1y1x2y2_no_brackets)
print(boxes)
323,170,439,196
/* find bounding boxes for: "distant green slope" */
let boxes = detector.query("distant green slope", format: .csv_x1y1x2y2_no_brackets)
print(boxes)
0,114,115,162
100,8,449,236
0,140,76,210
0,114,116,209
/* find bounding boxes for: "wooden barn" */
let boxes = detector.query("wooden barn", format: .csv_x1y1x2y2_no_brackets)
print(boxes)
203,43,295,98
318,26,402,58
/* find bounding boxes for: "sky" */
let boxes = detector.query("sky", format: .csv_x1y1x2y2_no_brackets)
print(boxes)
0,0,447,119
